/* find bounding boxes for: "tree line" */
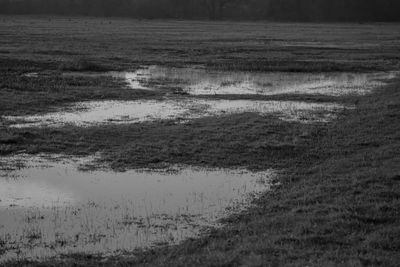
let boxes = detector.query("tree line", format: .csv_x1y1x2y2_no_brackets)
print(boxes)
1,0,399,21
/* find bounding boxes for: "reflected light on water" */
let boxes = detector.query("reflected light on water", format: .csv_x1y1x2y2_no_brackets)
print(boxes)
0,154,276,262
61,66,396,96
3,99,344,128
109,66,395,96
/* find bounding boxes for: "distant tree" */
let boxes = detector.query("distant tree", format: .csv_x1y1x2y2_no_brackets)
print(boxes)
201,0,239,19
0,0,10,14
0,0,399,21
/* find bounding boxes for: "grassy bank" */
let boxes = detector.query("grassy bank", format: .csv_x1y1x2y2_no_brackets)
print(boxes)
128,78,400,266
1,113,316,170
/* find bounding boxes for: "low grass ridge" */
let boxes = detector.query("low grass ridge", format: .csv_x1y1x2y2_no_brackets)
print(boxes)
0,113,318,170
128,77,400,266
0,59,159,115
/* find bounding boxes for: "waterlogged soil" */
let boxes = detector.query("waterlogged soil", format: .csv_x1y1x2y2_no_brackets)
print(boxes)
0,154,275,262
65,66,396,96
0,64,396,264
0,19,399,266
63,68,154,91
3,99,344,128
2,66,396,128
5,66,396,128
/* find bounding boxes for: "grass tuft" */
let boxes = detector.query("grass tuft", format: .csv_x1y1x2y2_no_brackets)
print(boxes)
58,58,110,72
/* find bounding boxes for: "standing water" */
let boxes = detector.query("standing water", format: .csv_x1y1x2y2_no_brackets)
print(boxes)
0,154,276,262
73,66,396,96
3,99,344,128
4,65,395,262
61,66,396,96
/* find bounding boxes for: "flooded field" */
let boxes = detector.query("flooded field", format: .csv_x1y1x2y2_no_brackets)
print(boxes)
65,66,396,96
3,99,344,128
0,154,275,262
7,66,396,129
1,16,399,266
1,63,396,263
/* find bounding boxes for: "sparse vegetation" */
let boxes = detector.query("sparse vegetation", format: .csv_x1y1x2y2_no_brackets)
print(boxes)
58,58,112,72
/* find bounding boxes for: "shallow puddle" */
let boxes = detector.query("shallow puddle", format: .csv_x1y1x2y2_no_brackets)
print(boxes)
23,72,39,78
0,154,275,262
109,69,153,90
3,99,344,128
62,66,396,96
67,66,396,96
63,69,153,91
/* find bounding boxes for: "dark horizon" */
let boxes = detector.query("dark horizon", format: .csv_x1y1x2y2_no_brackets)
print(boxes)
1,0,400,22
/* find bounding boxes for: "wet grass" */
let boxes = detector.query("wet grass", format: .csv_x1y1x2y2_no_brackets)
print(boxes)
1,17,400,115
1,17,400,73
13,74,398,267
0,158,273,262
0,112,317,170
1,16,400,266
0,59,161,116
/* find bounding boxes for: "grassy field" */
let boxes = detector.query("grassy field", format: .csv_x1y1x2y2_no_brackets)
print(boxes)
0,16,400,266
1,16,400,116
71,77,398,267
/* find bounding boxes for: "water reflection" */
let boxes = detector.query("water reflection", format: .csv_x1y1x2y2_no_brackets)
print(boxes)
3,99,344,128
63,69,154,90
62,66,396,96
96,66,394,96
109,68,153,90
0,154,275,262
